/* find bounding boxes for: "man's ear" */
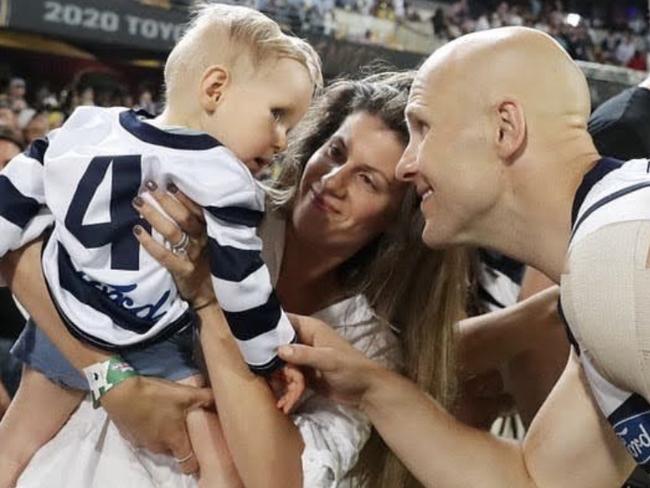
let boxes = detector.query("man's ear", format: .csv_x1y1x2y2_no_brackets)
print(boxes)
494,98,526,163
200,65,230,113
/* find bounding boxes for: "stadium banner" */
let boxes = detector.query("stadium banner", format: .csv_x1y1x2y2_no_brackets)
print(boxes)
1,0,188,51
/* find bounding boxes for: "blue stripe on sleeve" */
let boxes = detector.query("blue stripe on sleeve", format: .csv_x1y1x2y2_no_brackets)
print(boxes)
208,237,264,282
24,137,49,164
205,206,264,227
0,175,42,228
223,292,282,341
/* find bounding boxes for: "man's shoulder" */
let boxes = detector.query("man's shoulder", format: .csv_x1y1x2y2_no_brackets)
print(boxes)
571,159,650,246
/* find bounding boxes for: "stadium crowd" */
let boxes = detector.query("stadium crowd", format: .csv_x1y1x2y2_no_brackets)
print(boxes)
433,0,650,70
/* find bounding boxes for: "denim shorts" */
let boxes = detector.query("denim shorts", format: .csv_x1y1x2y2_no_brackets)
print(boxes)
11,319,200,391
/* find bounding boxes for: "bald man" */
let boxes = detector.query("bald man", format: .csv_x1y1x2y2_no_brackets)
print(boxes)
279,27,645,486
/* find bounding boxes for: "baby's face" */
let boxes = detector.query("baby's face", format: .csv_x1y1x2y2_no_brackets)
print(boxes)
207,58,314,175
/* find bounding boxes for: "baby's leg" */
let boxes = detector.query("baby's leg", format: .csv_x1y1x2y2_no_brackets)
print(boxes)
177,375,243,488
0,366,83,488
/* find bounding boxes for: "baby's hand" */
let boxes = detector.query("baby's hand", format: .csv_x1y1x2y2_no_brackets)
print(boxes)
268,364,305,414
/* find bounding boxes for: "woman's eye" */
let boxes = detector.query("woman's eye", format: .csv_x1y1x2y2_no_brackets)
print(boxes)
271,109,283,121
328,143,343,159
359,173,376,190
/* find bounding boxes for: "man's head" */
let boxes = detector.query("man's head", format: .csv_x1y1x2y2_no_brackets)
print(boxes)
0,126,23,169
164,3,322,175
396,27,593,249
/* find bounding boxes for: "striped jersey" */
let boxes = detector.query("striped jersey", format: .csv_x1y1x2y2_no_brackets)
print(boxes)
560,157,650,472
0,107,295,373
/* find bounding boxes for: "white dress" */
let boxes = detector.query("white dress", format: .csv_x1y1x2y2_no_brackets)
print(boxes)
17,213,400,488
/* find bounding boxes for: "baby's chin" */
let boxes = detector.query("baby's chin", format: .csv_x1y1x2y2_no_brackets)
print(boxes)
244,157,272,177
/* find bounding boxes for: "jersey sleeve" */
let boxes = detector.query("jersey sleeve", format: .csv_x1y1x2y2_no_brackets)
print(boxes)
0,137,53,257
169,150,295,373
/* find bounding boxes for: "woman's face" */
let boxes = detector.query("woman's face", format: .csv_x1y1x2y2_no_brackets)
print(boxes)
292,111,407,253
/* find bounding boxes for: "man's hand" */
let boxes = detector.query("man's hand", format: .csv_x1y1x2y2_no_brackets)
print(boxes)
279,314,387,409
100,375,213,474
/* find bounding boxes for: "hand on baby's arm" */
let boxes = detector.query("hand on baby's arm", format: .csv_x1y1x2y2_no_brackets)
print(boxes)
267,364,305,414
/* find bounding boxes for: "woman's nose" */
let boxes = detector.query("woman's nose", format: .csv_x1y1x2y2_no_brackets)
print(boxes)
321,166,347,198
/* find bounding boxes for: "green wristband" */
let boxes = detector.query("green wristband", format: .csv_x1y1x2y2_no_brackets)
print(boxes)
83,356,138,408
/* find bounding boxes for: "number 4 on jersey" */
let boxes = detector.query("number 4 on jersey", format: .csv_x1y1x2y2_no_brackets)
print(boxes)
65,155,146,271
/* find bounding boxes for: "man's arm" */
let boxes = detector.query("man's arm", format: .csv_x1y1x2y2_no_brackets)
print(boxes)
280,317,635,488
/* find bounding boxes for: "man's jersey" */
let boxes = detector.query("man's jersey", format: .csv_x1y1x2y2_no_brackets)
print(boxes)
560,157,650,471
0,107,294,373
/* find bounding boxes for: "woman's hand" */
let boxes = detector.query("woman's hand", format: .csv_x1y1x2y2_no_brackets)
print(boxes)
132,182,215,308
101,376,213,473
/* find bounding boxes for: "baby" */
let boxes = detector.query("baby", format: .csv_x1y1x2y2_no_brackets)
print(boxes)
0,3,321,485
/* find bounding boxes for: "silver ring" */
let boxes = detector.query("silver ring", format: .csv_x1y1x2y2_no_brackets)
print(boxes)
171,231,190,255
174,451,194,463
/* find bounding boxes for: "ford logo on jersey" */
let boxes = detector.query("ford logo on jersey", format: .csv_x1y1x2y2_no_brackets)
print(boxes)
613,410,650,465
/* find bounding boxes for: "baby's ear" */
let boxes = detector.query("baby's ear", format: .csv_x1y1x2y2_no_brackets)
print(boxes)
200,65,230,113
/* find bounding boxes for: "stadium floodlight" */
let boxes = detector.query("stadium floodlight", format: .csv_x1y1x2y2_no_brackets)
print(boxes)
566,13,581,27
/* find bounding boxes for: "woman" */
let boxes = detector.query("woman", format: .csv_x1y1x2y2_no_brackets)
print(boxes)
8,71,470,487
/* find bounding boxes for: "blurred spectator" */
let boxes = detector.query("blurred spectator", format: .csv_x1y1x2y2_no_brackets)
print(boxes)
627,48,648,71
615,31,637,65
137,89,157,114
23,112,49,145
79,86,95,107
431,7,448,39
47,111,65,130
0,126,23,169
422,0,648,69
7,77,27,112
0,102,19,133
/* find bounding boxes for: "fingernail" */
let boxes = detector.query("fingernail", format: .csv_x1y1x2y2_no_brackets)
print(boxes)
132,196,143,207
167,183,178,194
145,180,157,191
279,346,293,357
133,225,142,236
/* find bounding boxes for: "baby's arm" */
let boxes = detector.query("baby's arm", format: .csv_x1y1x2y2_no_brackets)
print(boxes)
170,155,297,374
0,138,52,258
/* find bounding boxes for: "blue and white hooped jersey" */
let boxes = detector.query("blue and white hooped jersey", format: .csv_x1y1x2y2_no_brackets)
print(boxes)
0,107,294,373
560,157,650,471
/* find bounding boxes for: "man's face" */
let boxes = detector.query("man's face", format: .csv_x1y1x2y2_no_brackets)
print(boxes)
0,139,21,169
396,62,505,248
